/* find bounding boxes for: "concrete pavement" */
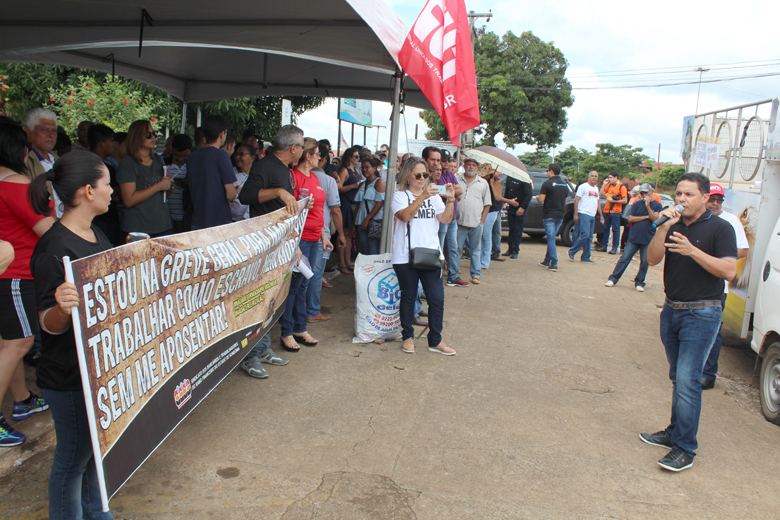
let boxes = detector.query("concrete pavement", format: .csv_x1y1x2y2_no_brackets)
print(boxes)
1,239,777,519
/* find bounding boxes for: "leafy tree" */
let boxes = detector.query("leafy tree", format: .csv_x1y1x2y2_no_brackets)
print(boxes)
47,75,170,134
517,149,551,169
419,29,573,150
657,164,686,189
579,143,652,181
420,109,449,141
0,63,324,140
555,146,591,183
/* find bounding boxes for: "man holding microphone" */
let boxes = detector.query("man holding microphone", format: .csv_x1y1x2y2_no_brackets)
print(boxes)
640,172,737,472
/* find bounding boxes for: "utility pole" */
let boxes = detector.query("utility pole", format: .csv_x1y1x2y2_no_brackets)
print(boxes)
694,67,709,116
373,125,386,150
460,9,492,151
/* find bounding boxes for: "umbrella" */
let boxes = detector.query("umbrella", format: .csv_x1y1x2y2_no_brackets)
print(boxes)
464,146,533,185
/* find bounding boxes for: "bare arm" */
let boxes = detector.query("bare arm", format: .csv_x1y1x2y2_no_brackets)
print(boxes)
224,183,237,202
738,248,749,259
0,241,14,275
329,207,347,248
120,178,173,208
396,187,435,222
39,281,79,335
32,216,56,237
479,205,490,225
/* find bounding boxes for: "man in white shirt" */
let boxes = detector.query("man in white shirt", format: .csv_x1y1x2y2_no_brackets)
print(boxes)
701,183,750,390
568,171,604,263
23,108,59,180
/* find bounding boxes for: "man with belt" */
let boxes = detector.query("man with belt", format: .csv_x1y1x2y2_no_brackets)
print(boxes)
640,172,737,472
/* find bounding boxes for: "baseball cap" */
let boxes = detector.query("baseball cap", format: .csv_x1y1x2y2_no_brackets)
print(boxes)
464,156,479,166
639,183,653,192
710,183,725,197
439,149,452,161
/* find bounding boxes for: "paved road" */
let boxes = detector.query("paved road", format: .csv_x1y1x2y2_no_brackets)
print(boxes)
2,239,776,519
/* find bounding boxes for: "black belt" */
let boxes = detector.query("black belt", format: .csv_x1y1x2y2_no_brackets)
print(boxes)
664,298,721,310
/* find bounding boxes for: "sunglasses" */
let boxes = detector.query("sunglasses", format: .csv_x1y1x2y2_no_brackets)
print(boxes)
709,197,724,203
352,154,359,158
146,131,158,139
413,172,430,180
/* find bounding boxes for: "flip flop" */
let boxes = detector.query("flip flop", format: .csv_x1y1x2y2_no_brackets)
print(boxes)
339,267,352,275
293,332,318,346
280,337,300,352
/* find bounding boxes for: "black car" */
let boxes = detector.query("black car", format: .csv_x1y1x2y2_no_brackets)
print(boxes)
500,169,605,247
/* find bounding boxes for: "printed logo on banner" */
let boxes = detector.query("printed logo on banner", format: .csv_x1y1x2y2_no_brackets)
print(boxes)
174,379,192,409
367,269,401,316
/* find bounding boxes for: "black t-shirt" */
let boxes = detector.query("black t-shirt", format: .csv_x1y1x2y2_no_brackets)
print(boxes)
663,210,737,302
31,221,113,391
238,153,294,217
540,175,569,219
186,146,237,228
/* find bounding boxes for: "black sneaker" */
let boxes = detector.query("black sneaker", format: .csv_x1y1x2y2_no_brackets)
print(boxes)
548,264,558,272
639,431,672,449
501,251,512,257
510,253,518,259
701,378,715,390
594,245,607,252
658,448,693,472
539,261,550,267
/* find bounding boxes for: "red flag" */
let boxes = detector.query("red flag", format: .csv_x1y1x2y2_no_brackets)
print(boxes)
399,0,480,147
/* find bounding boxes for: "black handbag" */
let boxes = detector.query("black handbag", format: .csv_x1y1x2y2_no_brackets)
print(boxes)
362,197,383,240
405,192,443,271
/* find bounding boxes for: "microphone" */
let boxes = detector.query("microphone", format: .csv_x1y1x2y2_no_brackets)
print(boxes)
653,204,684,228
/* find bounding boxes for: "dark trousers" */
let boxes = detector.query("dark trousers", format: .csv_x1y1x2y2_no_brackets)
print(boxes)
506,211,526,254
393,263,444,347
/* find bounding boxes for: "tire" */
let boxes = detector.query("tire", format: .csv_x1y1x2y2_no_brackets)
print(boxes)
527,233,545,240
560,220,574,248
760,342,780,425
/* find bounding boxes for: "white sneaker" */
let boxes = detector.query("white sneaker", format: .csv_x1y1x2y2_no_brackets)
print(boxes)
636,286,645,292
604,280,614,287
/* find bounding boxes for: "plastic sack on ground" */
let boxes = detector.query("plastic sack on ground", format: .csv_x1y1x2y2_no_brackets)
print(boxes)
352,253,401,343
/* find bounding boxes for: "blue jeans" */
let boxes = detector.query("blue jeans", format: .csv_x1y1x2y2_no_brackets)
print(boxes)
393,263,444,346
356,228,380,255
506,210,526,254
702,294,729,382
491,212,502,258
248,331,272,359
481,212,498,269
438,220,459,282
568,213,595,261
543,218,563,265
305,240,326,318
280,240,319,336
601,212,621,249
660,303,722,458
607,241,649,287
39,388,114,520
456,224,483,279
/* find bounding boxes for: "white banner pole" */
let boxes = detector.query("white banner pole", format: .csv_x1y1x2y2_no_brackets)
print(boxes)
63,256,111,512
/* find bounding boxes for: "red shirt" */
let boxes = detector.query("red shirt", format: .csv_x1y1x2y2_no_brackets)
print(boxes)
0,180,48,279
292,169,326,242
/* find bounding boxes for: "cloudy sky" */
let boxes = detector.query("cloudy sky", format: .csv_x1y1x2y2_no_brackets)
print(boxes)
298,0,780,163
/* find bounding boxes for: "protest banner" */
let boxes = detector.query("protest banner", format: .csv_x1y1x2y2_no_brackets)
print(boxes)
64,201,309,510
693,135,720,171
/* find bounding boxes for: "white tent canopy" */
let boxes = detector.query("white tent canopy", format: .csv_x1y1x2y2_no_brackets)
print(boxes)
0,0,430,108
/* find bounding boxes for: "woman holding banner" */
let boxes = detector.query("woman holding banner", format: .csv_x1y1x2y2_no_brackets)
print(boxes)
0,121,54,447
29,153,120,520
280,138,333,352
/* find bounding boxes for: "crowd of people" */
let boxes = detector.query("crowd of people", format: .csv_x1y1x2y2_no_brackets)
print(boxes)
0,105,747,520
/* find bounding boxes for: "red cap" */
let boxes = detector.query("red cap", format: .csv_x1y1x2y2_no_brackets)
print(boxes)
710,183,725,197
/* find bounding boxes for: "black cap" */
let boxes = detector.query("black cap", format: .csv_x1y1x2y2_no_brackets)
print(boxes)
440,149,452,161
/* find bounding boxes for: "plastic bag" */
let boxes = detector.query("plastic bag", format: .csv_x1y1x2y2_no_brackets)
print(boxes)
352,253,402,343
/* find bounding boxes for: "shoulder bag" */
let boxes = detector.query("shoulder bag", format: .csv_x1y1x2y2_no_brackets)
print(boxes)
405,192,443,271
362,180,383,240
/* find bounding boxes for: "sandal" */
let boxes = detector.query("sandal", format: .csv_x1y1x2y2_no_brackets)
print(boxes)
293,332,318,346
339,266,353,275
280,336,300,352
428,343,456,356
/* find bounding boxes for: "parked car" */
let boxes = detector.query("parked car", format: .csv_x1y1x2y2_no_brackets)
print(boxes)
499,169,605,247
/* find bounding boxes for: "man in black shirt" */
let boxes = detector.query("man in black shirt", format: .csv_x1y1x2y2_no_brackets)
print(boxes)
238,124,304,217
501,174,532,259
235,125,305,380
640,172,737,472
536,163,569,271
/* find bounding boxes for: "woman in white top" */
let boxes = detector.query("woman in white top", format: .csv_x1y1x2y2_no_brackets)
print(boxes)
391,157,456,355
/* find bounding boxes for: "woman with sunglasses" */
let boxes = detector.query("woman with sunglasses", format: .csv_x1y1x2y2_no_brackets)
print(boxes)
392,157,456,356
117,120,173,239
231,144,256,221
336,146,362,274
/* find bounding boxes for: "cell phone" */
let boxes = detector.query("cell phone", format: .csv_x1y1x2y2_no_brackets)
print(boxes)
435,185,447,195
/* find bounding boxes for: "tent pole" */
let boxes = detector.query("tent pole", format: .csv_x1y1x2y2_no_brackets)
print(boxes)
180,102,187,135
380,70,402,254
351,123,355,147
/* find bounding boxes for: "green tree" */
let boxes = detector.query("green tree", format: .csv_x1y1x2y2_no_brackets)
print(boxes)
657,164,686,189
554,145,591,183
579,143,652,180
517,149,551,168
420,109,449,141
419,29,573,150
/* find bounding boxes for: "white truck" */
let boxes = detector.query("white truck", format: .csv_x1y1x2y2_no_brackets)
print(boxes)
690,98,780,424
